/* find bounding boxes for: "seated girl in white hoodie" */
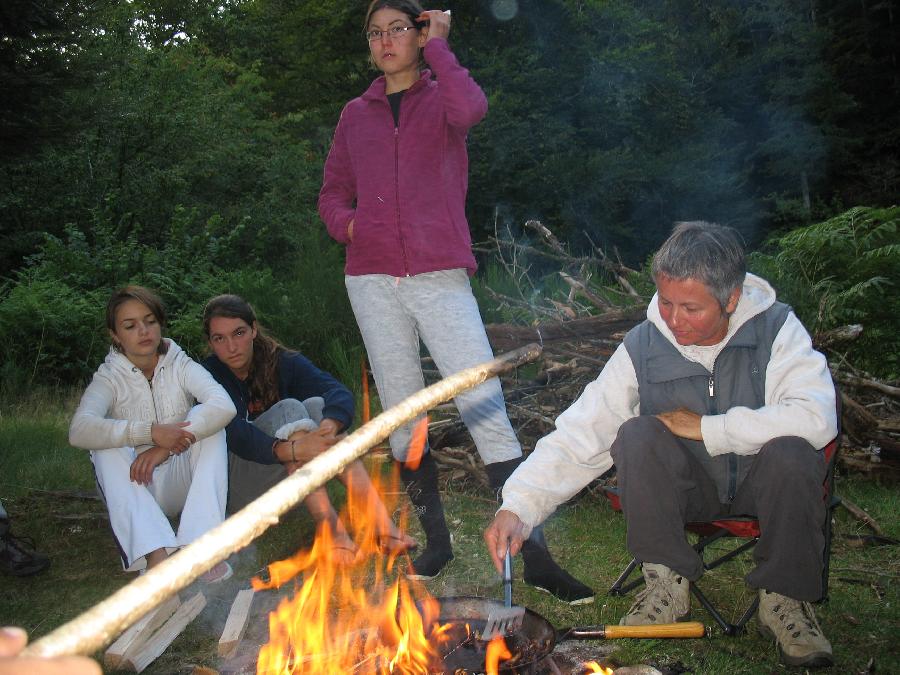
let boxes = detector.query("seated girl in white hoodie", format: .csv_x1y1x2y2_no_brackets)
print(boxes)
69,286,236,581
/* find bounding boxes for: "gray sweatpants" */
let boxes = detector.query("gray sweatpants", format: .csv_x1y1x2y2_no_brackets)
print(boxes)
610,416,827,601
227,397,324,513
346,269,521,464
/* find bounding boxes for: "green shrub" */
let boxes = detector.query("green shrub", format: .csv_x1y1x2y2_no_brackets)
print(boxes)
0,212,364,389
750,206,900,378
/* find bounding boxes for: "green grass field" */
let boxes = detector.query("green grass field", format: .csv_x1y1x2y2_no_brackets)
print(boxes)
1,392,898,673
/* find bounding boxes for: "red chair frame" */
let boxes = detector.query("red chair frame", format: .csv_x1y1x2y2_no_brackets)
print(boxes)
604,435,841,636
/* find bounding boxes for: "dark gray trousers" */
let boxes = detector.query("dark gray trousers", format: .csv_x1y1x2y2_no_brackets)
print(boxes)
610,416,827,601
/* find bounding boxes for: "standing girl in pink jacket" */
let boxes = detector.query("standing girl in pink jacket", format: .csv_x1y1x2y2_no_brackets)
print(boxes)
318,1,592,602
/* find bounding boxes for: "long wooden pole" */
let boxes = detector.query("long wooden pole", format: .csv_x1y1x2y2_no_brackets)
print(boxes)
23,343,542,659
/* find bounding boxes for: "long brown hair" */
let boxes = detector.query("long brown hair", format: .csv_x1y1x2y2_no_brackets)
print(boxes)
106,285,168,355
202,294,283,410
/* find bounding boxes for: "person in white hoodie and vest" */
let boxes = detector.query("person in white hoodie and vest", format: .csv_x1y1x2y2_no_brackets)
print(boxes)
485,222,838,668
69,286,236,582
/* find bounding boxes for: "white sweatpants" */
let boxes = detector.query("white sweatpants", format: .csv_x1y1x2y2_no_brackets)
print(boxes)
91,430,228,571
346,269,521,463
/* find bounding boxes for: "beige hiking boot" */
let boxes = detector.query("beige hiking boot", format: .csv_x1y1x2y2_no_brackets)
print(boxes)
620,563,691,625
757,589,833,667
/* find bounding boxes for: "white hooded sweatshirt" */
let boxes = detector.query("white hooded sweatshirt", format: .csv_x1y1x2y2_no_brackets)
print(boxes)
70,339,236,452
500,274,837,532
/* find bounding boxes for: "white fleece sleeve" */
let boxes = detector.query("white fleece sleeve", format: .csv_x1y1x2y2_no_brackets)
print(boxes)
500,345,641,529
69,374,153,450
701,312,837,456
180,360,237,441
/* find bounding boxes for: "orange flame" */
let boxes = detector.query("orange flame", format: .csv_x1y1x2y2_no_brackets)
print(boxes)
583,661,615,674
485,635,512,675
253,464,450,673
403,417,429,471
361,356,371,425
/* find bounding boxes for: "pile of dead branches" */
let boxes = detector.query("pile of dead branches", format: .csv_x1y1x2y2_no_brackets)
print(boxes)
424,220,900,489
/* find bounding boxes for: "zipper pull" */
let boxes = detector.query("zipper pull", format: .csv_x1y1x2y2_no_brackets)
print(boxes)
708,375,715,397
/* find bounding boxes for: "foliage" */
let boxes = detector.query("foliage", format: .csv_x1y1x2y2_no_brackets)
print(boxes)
750,206,900,377
0,213,360,387
1,0,899,385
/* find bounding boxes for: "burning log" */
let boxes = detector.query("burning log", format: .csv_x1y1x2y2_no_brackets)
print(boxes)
22,343,541,660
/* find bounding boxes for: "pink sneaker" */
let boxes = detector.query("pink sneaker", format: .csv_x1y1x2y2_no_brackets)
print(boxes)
200,561,233,584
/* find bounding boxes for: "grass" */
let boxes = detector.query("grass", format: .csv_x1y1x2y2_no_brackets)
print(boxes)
1,391,899,674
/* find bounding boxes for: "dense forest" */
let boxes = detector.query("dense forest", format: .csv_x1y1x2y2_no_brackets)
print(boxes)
1,0,898,385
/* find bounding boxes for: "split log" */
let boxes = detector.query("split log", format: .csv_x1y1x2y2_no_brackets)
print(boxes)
119,592,206,673
104,595,181,670
23,344,541,659
218,589,255,658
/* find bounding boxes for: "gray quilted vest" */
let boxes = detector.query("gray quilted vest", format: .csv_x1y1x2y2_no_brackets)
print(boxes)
623,301,791,503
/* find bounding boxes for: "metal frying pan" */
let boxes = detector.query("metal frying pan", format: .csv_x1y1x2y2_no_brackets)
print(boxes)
429,596,706,673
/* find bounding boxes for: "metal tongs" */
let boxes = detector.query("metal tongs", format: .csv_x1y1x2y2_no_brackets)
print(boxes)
480,542,526,640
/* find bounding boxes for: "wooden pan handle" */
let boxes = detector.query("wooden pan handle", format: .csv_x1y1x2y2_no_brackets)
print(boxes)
603,621,707,638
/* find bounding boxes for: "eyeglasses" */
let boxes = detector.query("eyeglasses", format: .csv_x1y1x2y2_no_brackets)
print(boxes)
366,25,417,42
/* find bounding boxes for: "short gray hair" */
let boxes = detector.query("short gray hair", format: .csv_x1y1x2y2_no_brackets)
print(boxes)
651,221,746,309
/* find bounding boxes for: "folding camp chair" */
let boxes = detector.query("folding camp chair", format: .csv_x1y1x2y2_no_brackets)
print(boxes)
603,434,841,636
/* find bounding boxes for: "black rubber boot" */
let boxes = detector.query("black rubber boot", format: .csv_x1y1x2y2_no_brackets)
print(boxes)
485,457,595,605
400,452,454,580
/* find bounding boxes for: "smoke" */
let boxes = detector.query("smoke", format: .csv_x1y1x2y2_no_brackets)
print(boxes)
472,1,834,264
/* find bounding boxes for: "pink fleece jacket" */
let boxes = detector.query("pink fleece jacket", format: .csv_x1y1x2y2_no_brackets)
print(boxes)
318,38,487,277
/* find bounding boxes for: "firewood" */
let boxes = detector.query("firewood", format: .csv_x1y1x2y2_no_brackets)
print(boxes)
815,323,863,349
217,588,255,658
840,391,880,439
834,370,900,400
839,497,886,536
486,307,644,352
103,594,181,670
120,592,206,673
431,449,489,487
558,271,612,309
506,401,556,426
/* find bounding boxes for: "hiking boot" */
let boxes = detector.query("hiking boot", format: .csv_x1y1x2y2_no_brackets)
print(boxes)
757,589,833,667
0,529,51,577
620,563,690,625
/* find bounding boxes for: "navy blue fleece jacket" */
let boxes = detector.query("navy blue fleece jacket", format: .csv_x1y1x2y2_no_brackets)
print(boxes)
203,351,354,465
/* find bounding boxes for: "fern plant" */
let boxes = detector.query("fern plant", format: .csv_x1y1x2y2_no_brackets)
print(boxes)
750,206,900,378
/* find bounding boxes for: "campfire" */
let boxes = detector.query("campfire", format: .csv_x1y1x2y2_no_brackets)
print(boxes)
251,457,451,674
249,421,618,675
251,419,465,674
